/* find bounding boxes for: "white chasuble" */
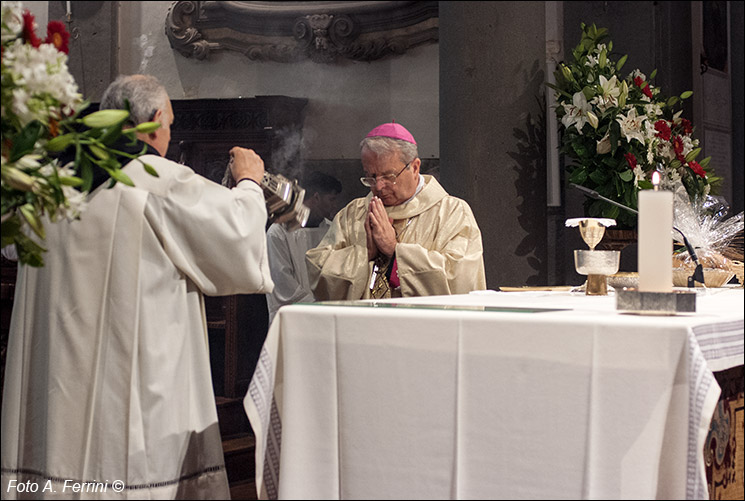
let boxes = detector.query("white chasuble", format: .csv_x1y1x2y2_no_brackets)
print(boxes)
1,154,274,499
306,175,486,301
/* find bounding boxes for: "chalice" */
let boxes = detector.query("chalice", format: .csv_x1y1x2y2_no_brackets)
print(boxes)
566,218,620,295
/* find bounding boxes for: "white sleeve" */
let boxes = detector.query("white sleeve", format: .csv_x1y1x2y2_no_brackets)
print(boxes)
266,225,312,318
144,165,274,296
1,245,18,262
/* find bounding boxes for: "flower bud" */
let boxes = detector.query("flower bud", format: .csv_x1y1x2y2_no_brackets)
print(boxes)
2,166,36,191
587,111,599,129
561,64,573,82
618,81,628,108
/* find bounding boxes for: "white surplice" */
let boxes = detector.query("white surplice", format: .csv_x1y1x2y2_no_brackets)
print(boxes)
265,220,331,323
1,154,274,499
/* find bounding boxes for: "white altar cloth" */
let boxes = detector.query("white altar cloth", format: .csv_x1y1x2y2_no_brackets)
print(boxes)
244,288,744,500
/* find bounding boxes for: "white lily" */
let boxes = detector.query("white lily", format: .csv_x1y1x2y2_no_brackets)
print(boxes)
616,107,647,145
632,165,645,188
598,75,620,102
585,55,598,67
561,92,592,133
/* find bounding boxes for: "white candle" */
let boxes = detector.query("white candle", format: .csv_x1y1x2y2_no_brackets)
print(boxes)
638,172,673,292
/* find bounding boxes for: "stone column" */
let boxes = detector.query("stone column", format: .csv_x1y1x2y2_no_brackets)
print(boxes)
440,2,548,288
49,1,118,102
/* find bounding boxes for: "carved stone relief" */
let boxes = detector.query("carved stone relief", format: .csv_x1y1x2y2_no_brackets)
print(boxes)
165,1,438,63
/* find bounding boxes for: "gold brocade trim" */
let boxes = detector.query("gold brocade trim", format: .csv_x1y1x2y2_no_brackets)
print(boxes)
370,256,392,299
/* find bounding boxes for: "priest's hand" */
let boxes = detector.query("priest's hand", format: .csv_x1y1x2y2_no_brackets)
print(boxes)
368,196,397,258
229,147,264,185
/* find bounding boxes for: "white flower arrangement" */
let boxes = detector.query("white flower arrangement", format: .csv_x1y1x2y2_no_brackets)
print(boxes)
548,23,721,229
1,1,157,266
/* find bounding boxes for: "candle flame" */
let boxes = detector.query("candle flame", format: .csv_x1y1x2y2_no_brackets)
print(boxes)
651,170,661,187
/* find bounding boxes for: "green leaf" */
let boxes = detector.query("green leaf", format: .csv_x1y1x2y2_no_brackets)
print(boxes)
624,186,635,206
572,141,588,158
82,109,130,128
609,121,621,156
602,204,620,219
599,50,607,68
140,162,159,178
14,231,47,268
19,204,45,239
45,133,75,152
698,156,711,169
618,169,633,182
638,180,654,190
616,54,628,71
98,126,123,146
684,147,701,163
108,169,135,187
670,159,682,169
602,156,618,167
545,82,573,100
1,215,22,248
582,86,594,101
588,200,603,217
79,156,93,193
667,96,679,106
589,170,608,184
649,69,657,80
569,168,588,184
680,90,693,100
10,121,44,162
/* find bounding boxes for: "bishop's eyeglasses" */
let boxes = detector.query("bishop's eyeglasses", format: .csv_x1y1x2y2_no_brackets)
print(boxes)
360,161,411,187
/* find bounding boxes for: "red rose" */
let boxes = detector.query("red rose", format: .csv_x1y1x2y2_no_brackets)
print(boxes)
22,11,42,48
641,83,653,99
672,136,685,161
688,161,706,178
45,21,70,54
624,153,637,169
633,76,644,88
680,118,693,135
654,120,671,141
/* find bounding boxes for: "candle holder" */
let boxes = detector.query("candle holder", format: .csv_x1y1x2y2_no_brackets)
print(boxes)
566,218,620,295
616,289,696,314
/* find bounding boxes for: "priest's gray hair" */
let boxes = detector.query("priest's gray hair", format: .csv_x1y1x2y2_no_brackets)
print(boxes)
360,136,418,164
100,74,170,126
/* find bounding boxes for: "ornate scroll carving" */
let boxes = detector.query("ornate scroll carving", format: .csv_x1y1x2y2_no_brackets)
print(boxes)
165,1,438,63
165,1,220,60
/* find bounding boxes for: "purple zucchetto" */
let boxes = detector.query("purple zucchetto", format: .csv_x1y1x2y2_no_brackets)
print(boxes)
365,122,417,145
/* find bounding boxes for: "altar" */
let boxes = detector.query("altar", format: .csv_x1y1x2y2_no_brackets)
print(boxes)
244,288,744,500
